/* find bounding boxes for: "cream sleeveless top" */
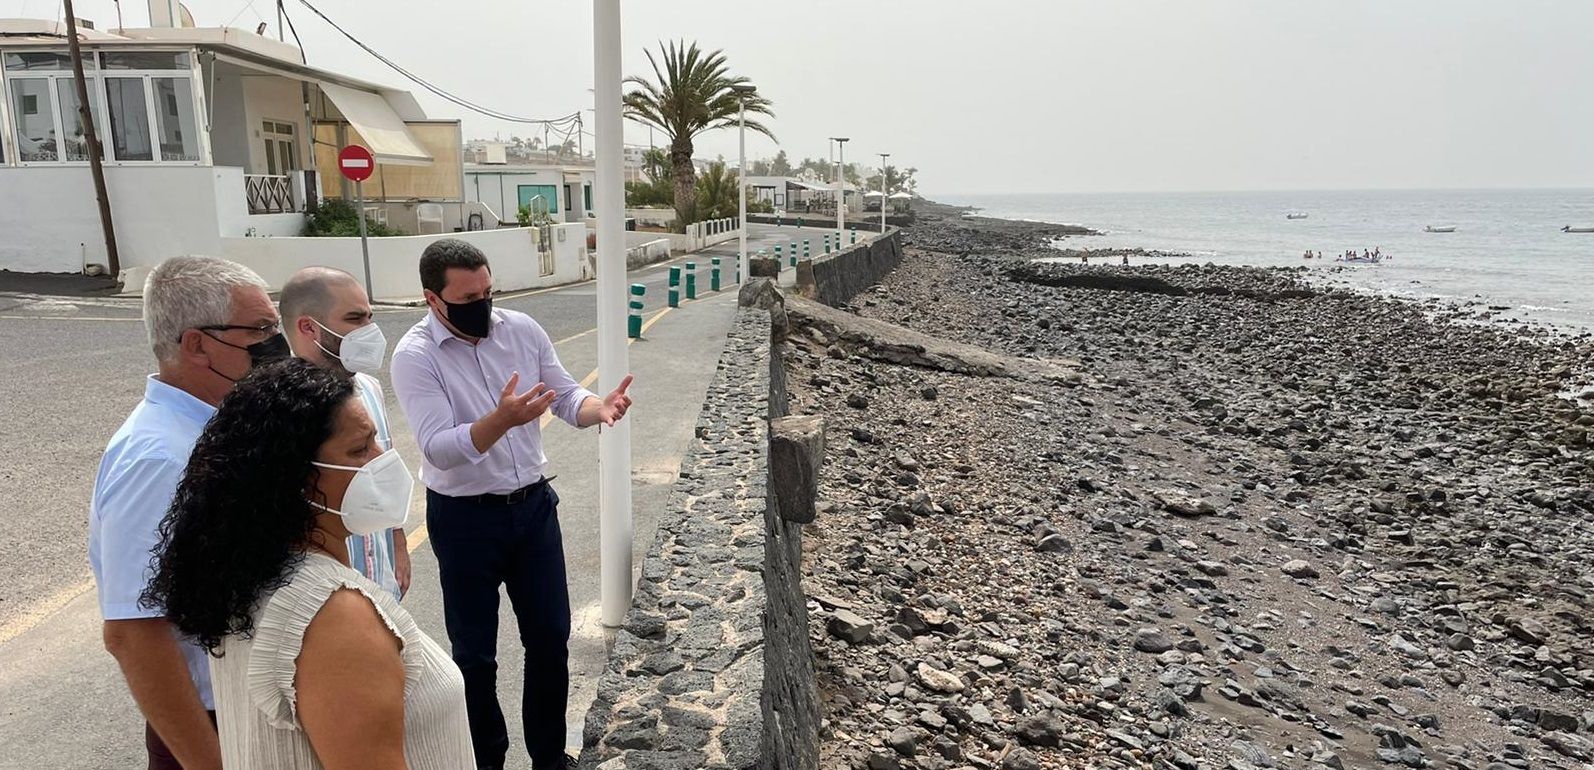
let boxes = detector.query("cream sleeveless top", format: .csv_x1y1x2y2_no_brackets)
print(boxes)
209,552,475,769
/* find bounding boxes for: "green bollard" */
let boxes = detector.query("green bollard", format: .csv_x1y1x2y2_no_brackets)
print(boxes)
710,257,721,292
775,243,783,265
803,239,811,259
668,266,681,308
628,283,645,338
824,234,832,255
685,261,697,300
850,227,857,245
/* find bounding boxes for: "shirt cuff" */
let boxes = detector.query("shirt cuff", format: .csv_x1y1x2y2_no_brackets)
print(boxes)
101,600,163,621
452,423,490,465
559,389,599,426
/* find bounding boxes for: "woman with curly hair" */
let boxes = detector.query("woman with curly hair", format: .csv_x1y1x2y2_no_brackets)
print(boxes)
142,358,474,769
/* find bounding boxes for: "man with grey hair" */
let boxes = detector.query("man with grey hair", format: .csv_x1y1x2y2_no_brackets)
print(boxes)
279,266,410,599
89,255,285,770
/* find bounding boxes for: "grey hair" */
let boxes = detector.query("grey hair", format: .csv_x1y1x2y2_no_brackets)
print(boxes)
144,256,269,362
279,266,359,328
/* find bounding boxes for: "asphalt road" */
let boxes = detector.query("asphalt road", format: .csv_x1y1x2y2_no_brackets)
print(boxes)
0,223,827,768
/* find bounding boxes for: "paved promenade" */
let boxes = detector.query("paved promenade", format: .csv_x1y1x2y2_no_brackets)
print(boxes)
0,223,828,768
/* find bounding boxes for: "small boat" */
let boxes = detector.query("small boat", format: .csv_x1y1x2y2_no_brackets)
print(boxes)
1563,225,1594,233
1286,212,1309,220
1424,225,1456,233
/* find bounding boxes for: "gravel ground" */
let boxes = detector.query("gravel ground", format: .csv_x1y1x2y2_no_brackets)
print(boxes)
786,213,1594,770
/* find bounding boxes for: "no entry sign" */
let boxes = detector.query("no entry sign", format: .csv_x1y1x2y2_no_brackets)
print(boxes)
338,145,375,182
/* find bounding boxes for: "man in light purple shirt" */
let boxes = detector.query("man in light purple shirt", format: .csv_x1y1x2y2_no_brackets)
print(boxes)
390,238,632,770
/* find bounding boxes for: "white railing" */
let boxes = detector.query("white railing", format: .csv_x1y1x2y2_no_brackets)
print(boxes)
245,174,295,215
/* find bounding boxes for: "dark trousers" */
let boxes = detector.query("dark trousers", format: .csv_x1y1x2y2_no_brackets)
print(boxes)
427,485,570,769
144,711,216,770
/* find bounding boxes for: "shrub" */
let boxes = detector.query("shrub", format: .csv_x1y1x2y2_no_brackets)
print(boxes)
302,198,403,238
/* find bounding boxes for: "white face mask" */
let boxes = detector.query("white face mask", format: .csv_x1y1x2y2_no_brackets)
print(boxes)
308,449,413,535
314,319,387,375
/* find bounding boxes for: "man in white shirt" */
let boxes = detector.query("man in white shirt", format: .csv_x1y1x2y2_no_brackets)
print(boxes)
90,256,285,770
279,266,409,599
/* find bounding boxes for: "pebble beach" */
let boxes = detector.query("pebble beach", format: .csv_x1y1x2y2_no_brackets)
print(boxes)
787,208,1594,769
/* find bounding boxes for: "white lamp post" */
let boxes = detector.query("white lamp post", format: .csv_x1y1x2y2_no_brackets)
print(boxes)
593,0,632,628
831,136,849,234
733,82,757,284
877,152,890,233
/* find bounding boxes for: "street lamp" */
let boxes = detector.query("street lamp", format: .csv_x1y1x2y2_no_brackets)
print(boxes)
733,82,757,284
877,152,890,234
831,136,849,234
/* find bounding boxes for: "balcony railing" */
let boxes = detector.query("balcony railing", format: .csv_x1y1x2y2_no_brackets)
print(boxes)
245,174,295,215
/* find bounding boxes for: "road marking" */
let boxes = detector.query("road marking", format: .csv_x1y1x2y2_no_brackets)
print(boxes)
0,578,95,646
0,315,142,322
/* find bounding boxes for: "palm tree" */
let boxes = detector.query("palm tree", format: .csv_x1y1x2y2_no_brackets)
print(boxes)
624,41,774,230
695,162,739,221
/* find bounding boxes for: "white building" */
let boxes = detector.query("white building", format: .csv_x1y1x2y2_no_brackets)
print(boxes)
743,174,861,213
0,9,487,285
464,162,596,226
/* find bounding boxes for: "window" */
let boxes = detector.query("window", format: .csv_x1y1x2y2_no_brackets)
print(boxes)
153,77,198,161
11,78,57,161
105,77,153,161
101,51,191,70
261,120,297,175
3,48,201,164
57,78,106,161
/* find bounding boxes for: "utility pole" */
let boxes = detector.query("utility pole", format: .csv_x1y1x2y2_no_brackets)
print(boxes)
878,152,890,233
63,0,119,277
593,0,633,628
733,83,757,284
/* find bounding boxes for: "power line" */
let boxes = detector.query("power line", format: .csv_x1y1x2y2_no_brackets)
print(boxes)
293,0,580,127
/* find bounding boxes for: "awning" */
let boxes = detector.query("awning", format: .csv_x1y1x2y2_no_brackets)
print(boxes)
889,191,914,199
863,191,884,198
318,82,432,166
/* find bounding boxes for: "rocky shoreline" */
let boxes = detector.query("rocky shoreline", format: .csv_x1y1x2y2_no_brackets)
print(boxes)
785,213,1594,769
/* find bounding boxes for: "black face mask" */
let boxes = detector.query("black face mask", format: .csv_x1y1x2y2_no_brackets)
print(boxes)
201,331,291,382
443,297,493,339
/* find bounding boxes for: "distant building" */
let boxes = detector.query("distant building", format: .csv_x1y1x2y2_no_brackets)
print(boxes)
464,162,596,225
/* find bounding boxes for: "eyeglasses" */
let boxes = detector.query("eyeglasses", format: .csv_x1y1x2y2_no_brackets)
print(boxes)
179,321,282,342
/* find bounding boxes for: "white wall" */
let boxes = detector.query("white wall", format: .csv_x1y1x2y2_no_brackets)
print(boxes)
627,207,676,228
220,225,587,303
209,66,251,169
0,166,227,273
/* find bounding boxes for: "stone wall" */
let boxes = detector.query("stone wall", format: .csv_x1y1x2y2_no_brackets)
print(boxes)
795,229,905,307
578,301,820,770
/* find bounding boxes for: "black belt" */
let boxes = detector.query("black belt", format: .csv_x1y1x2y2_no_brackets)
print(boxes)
450,476,554,506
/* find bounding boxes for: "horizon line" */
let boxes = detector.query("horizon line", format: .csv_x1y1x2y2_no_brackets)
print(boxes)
928,185,1594,197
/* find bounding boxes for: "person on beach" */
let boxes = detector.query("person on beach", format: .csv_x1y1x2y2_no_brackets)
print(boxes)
89,256,284,770
141,359,475,769
389,238,634,770
280,266,409,600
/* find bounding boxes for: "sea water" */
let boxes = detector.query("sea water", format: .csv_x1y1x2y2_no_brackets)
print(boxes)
937,189,1594,332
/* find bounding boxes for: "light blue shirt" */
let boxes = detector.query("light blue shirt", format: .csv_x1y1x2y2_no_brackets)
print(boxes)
348,373,402,600
88,375,215,709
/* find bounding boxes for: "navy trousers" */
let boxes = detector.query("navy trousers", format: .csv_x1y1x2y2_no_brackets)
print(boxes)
426,485,570,769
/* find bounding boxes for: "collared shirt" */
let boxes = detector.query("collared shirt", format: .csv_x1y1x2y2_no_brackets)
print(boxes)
88,375,216,708
347,372,402,600
390,308,594,497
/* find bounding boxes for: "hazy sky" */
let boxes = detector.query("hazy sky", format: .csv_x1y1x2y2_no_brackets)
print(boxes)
11,0,1594,194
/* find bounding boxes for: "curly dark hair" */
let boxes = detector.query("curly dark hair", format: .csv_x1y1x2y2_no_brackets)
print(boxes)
141,358,357,654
